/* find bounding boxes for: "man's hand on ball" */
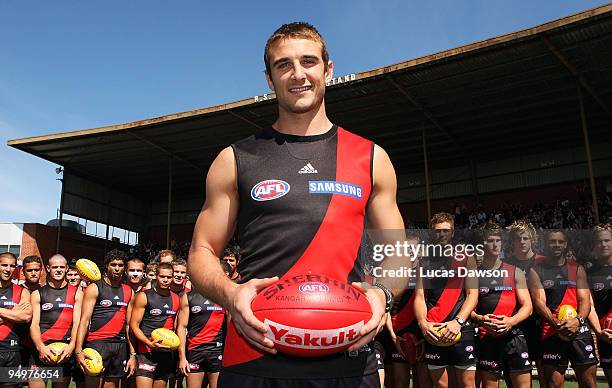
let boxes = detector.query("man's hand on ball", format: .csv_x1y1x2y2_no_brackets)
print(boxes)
228,276,279,354
348,282,387,352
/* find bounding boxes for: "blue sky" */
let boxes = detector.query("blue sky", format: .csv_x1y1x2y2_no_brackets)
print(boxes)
1,1,607,224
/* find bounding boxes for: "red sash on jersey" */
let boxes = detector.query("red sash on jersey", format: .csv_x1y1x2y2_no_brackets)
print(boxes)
426,256,464,323
138,291,180,353
41,285,77,343
541,259,578,339
0,285,22,341
479,262,516,338
392,292,416,334
87,284,132,341
188,305,225,350
223,127,373,368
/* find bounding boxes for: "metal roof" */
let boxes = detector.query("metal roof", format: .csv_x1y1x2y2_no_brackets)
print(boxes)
8,4,612,202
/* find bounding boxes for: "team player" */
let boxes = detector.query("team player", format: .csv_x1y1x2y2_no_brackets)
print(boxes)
221,246,240,282
188,22,406,387
126,258,146,293
66,265,82,287
21,255,43,292
471,222,532,388
130,263,180,388
158,250,176,264
414,212,479,388
528,230,597,387
75,249,136,388
587,224,612,384
177,284,225,388
29,254,84,388
170,259,189,295
0,252,32,378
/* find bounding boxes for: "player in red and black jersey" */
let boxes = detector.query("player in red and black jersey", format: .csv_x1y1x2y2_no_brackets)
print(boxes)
75,249,136,388
414,213,478,388
529,230,597,387
21,255,43,292
471,222,532,388
177,283,226,388
170,259,189,296
130,262,180,387
30,254,83,388
586,224,612,384
222,246,240,282
0,252,32,385
126,258,146,293
188,22,406,388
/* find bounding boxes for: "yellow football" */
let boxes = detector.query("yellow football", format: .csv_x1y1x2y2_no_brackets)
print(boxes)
76,259,101,282
557,304,577,341
82,348,103,376
151,328,180,349
47,342,68,364
433,326,461,347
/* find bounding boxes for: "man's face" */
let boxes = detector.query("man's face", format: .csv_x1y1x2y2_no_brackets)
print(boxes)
594,230,612,259
147,270,156,281
0,257,16,282
46,257,67,282
126,261,145,285
546,232,567,258
106,260,125,281
266,38,333,116
484,235,502,258
223,255,237,273
24,262,42,284
512,232,533,255
66,269,81,286
159,254,174,264
172,265,187,286
157,268,173,289
433,222,454,245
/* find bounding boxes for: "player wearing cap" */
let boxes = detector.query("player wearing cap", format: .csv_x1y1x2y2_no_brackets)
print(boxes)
471,222,532,388
75,249,136,388
29,254,84,388
528,230,597,387
187,22,405,387
130,263,180,387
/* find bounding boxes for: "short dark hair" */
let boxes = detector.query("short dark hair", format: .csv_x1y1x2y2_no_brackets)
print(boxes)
480,221,502,241
264,22,329,75
0,252,17,263
104,249,127,269
223,245,241,262
157,262,174,275
23,255,43,266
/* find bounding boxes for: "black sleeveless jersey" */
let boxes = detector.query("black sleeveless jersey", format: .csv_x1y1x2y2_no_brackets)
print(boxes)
137,288,179,353
0,284,23,351
420,254,467,324
476,262,519,338
39,284,77,343
87,279,132,342
391,276,417,335
224,126,375,378
186,290,224,351
533,257,578,339
587,262,612,330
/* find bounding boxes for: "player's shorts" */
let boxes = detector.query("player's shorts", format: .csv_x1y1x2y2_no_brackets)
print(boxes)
523,318,542,360
476,330,532,374
374,329,404,365
85,340,128,379
217,370,381,388
541,326,598,367
135,351,176,380
0,351,21,368
597,337,612,369
29,349,77,380
424,325,476,369
186,348,222,373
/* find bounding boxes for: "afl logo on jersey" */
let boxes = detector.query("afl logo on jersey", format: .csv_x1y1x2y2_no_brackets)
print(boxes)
100,299,112,307
42,303,53,311
593,282,605,292
543,280,554,288
150,308,162,316
251,180,290,201
191,306,202,313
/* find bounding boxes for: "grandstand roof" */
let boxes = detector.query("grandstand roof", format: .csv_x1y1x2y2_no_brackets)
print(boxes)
8,4,612,201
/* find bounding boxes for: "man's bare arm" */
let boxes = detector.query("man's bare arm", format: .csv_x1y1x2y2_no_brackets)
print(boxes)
0,288,32,323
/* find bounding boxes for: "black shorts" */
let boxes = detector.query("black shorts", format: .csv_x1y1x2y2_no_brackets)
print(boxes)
597,337,612,369
424,325,476,368
0,351,21,368
218,370,381,388
523,317,542,360
541,326,598,367
135,352,176,380
476,331,532,374
85,341,128,379
29,350,81,380
186,348,222,373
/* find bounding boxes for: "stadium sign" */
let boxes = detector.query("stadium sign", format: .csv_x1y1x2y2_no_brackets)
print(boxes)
253,73,357,102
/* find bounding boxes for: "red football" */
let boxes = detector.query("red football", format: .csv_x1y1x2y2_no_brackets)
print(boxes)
251,274,372,357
